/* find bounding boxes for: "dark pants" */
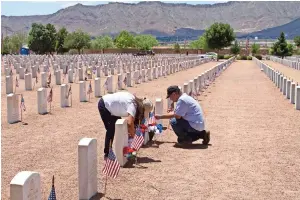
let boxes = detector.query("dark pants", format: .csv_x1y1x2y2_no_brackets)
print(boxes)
98,98,121,157
170,117,206,143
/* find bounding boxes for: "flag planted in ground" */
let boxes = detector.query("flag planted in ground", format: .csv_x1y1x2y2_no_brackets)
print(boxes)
148,111,156,125
48,175,56,200
66,85,72,99
102,148,120,179
20,95,26,111
87,81,93,94
15,76,19,88
47,88,53,103
103,78,108,91
131,129,144,151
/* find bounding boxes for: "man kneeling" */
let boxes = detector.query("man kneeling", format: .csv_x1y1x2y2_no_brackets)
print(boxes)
155,85,210,146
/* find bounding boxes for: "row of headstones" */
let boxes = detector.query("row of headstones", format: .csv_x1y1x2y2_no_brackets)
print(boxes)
4,55,202,84
269,56,300,71
9,98,165,200
6,58,212,124
3,54,197,72
253,57,300,110
284,56,300,63
180,56,236,97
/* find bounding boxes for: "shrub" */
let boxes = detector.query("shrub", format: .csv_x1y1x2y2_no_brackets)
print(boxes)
236,55,242,60
218,54,224,59
241,55,247,60
247,56,252,60
224,54,232,59
254,54,262,60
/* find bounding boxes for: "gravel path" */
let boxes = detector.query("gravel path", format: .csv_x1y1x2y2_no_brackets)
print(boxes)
2,60,300,199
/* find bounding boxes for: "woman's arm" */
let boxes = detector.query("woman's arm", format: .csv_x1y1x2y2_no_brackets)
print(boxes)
127,114,135,137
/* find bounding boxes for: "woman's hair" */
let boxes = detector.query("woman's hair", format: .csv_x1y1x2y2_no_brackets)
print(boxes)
132,95,145,126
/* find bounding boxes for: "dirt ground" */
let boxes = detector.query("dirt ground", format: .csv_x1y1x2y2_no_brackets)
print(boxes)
2,60,300,200
263,60,300,83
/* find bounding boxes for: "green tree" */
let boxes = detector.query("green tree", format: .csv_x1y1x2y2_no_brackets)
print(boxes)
28,23,56,54
9,32,28,53
189,36,209,50
287,43,295,56
251,43,260,54
271,32,289,59
230,40,240,55
91,35,114,50
64,30,91,54
204,22,235,52
294,36,300,48
114,31,135,48
2,36,13,54
56,27,69,54
174,43,180,53
45,23,57,53
134,34,158,50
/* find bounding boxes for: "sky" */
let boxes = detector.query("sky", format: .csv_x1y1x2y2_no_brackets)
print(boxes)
1,1,226,16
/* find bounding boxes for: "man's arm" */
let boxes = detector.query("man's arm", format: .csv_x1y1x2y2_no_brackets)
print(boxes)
155,111,182,120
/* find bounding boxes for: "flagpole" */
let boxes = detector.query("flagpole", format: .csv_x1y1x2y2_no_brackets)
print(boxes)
105,139,113,196
104,174,108,196
21,105,22,122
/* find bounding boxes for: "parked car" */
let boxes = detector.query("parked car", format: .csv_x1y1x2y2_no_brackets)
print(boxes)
205,52,218,60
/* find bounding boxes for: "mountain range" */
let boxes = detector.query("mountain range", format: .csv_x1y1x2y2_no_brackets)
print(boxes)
2,1,300,39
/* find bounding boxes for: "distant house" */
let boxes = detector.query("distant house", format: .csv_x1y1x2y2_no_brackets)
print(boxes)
20,45,30,55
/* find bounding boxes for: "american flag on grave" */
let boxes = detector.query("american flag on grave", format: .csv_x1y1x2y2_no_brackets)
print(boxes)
123,76,127,85
15,77,19,87
47,88,53,103
103,78,108,91
117,76,122,89
87,81,93,94
48,73,52,85
131,129,144,151
148,111,156,125
48,176,56,200
102,148,120,179
66,85,72,99
20,95,26,111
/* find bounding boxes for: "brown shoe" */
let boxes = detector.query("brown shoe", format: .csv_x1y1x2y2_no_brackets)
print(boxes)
202,130,210,145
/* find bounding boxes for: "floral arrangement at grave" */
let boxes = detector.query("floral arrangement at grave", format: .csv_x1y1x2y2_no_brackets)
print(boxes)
147,111,163,141
123,112,163,159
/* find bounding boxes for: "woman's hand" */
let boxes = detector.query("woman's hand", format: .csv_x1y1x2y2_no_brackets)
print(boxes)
155,115,161,120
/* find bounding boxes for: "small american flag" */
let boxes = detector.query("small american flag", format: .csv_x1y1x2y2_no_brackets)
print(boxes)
47,88,53,103
48,176,56,200
131,129,144,151
123,76,127,85
102,148,120,179
48,73,52,85
66,85,72,99
148,111,156,125
20,95,26,111
103,78,108,91
16,77,19,87
87,81,93,94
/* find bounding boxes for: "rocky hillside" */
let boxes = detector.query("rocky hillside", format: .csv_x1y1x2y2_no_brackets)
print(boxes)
2,1,300,37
